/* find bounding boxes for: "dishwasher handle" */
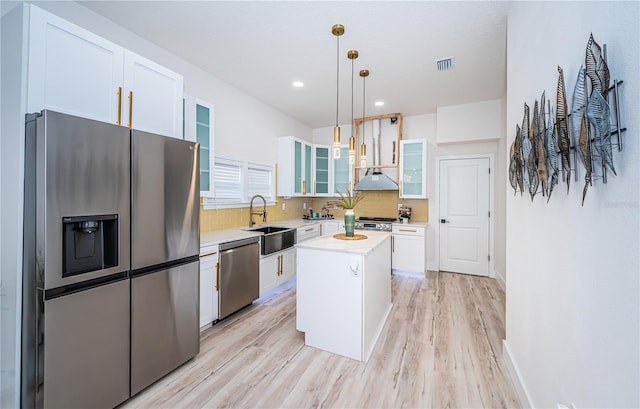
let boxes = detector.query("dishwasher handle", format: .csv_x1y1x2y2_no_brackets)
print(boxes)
219,237,259,251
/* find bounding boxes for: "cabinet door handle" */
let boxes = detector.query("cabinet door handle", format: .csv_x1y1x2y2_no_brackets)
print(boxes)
302,180,306,196
127,90,133,129
392,235,395,253
116,87,122,125
398,229,417,232
304,228,314,232
280,255,283,275
215,262,220,291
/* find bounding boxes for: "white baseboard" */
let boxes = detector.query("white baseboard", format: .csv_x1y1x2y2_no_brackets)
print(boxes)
503,340,534,409
426,262,438,272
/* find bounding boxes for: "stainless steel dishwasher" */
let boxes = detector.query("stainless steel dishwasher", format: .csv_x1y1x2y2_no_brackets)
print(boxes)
218,237,260,319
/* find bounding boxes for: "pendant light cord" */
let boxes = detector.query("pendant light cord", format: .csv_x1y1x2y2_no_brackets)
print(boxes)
335,35,340,127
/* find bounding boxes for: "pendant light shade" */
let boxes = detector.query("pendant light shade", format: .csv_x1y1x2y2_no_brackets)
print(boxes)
332,24,344,159
347,49,358,165
359,69,369,168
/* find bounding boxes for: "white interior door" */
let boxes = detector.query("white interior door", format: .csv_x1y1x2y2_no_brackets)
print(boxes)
439,157,490,276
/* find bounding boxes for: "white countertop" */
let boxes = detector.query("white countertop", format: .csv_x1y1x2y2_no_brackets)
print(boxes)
295,230,390,256
392,221,428,227
200,229,261,247
200,218,333,247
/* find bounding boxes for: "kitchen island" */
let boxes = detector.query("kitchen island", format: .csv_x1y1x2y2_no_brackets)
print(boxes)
296,231,392,362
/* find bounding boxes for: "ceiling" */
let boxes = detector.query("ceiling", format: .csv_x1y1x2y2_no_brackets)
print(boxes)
76,1,509,129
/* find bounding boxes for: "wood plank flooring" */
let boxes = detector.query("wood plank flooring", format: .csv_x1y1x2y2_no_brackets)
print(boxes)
123,271,520,408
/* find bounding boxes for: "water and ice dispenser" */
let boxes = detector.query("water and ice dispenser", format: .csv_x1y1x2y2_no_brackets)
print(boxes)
62,214,119,277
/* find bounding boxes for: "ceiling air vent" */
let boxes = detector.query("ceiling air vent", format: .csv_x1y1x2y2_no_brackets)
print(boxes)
436,57,453,71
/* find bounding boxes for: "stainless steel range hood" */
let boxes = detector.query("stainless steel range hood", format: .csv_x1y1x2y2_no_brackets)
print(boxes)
354,119,399,191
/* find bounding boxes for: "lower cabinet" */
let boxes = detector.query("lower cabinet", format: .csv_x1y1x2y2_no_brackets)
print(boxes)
321,220,343,236
391,224,426,273
297,223,321,242
259,247,296,296
199,244,219,329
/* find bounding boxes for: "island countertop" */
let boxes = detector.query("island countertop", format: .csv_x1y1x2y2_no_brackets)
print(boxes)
295,230,390,255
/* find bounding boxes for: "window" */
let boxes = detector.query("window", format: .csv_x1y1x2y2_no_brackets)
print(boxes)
247,163,274,202
202,158,275,210
212,157,243,204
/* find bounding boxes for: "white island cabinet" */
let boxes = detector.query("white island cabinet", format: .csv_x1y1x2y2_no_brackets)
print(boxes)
296,231,392,362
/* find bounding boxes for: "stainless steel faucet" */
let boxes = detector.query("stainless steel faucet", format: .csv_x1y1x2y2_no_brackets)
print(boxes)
249,194,267,227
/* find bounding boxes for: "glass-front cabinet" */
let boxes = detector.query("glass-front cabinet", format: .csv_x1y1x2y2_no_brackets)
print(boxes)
333,145,352,195
184,95,214,197
278,136,312,197
399,139,427,199
313,145,331,196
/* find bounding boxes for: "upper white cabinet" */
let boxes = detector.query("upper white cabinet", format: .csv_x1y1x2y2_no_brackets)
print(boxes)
27,5,183,138
277,136,312,197
399,139,427,199
123,51,183,138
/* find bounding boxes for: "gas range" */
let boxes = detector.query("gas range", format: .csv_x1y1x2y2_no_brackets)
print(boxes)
354,217,397,232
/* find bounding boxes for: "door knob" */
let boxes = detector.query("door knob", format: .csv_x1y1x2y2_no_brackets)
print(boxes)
440,219,450,224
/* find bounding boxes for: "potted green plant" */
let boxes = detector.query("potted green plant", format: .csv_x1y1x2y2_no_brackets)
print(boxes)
398,207,412,224
327,190,364,237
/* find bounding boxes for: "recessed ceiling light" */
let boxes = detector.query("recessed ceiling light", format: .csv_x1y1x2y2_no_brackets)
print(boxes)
375,101,384,107
292,81,304,88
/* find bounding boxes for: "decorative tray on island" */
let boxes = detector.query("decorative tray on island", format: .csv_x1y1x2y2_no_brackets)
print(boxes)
333,233,368,240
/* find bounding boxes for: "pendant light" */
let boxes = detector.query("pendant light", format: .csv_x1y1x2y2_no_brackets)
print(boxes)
347,49,358,165
359,69,369,168
331,24,344,159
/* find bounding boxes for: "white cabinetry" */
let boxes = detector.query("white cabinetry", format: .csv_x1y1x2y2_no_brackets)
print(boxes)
199,244,219,330
296,232,392,362
277,136,312,197
333,145,352,195
259,247,296,296
296,223,321,242
27,5,183,138
391,224,426,274
184,96,215,197
312,145,331,196
399,139,427,199
321,220,343,236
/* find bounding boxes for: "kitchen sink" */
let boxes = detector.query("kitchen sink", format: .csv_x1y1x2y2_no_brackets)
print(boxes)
248,226,291,234
246,225,296,256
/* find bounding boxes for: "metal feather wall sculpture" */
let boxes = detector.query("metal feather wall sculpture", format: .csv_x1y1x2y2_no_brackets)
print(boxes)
527,100,540,200
514,124,525,195
509,33,625,206
579,113,592,205
546,105,559,202
521,104,531,190
537,93,549,197
509,141,519,195
587,92,616,175
556,66,571,192
585,33,616,175
585,33,610,99
571,66,588,168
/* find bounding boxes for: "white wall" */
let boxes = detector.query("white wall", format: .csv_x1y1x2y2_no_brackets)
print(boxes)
31,1,312,166
0,4,28,407
505,2,639,408
437,99,503,143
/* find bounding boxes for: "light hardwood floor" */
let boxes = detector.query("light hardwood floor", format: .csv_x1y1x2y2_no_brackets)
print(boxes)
123,271,521,408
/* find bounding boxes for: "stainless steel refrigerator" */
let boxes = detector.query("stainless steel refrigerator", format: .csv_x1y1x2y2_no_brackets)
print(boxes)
129,129,200,396
21,110,200,408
